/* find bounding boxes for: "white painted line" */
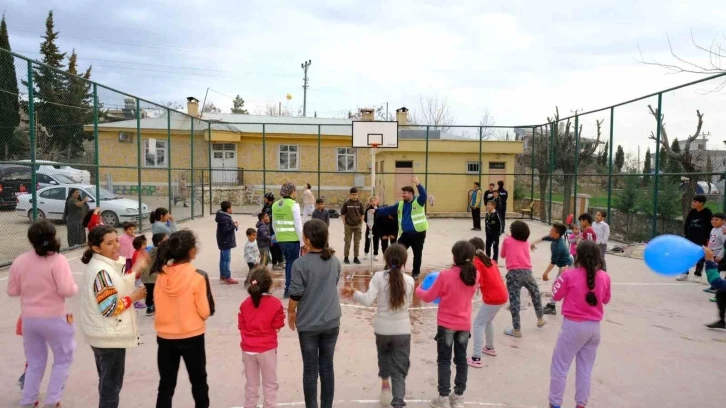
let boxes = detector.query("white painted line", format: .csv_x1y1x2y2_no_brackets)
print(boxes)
230,400,538,408
612,282,704,286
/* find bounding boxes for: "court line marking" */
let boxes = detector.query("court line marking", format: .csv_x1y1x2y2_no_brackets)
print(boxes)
230,400,538,408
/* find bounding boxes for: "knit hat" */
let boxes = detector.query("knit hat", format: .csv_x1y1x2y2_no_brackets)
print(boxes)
264,192,275,201
280,182,296,197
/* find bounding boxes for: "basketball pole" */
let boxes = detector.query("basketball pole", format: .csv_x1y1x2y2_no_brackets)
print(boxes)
369,144,377,274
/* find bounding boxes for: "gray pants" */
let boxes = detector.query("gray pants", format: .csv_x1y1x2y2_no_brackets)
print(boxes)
506,269,543,331
599,244,607,271
376,334,411,407
471,303,503,357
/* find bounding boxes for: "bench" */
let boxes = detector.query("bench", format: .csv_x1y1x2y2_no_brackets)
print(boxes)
520,200,536,219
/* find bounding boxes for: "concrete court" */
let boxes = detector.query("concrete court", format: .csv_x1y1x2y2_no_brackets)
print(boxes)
0,216,724,408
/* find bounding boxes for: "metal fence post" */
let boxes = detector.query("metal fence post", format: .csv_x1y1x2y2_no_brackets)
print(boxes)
136,98,142,230
93,84,100,200
317,125,321,198
27,61,37,221
574,115,579,216
606,108,614,220
262,124,266,194
652,93,663,238
548,122,555,224
530,127,535,203
478,127,483,187
424,126,430,190
190,118,195,220
208,122,212,215
167,109,172,211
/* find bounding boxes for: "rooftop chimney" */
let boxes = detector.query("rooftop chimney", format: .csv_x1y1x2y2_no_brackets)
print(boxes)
186,97,199,117
396,107,408,126
360,108,375,121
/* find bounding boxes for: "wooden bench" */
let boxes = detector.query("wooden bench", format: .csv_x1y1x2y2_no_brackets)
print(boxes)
521,200,536,219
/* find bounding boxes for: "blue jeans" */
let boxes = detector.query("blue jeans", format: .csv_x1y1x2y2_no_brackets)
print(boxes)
435,326,470,397
278,241,300,294
92,347,126,408
219,249,231,280
298,326,339,408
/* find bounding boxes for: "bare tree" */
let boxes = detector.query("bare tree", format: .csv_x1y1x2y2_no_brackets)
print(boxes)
409,95,455,132
202,102,222,114
647,105,704,217
254,102,293,117
532,125,552,221
479,109,496,140
637,30,726,91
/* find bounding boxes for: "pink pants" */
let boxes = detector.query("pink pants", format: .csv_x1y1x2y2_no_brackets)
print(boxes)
243,349,278,408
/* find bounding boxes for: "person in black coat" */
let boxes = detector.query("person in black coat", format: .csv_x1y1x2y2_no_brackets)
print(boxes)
676,194,714,282
497,180,508,229
262,192,284,269
374,210,398,266
215,201,239,284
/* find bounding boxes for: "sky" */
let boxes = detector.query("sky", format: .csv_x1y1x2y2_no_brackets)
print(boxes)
3,0,726,156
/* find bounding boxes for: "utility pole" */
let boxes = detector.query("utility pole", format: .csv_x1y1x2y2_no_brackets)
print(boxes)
301,59,312,117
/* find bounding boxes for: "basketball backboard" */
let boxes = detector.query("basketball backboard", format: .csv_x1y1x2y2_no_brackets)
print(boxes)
352,121,398,148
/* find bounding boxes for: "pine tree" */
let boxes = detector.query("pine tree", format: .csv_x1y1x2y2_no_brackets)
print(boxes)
0,14,22,159
614,145,625,172
231,95,248,114
599,141,609,166
659,146,668,171
643,147,652,185
64,49,93,153
668,138,682,183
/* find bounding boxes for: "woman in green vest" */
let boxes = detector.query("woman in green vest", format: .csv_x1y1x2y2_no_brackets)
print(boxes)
272,182,305,298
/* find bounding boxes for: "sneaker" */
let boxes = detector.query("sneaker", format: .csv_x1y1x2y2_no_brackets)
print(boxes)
344,257,350,264
706,320,726,329
363,254,369,260
543,304,557,315
449,393,465,408
694,275,703,284
380,384,393,406
18,372,25,390
704,287,716,293
504,327,522,337
146,307,155,316
134,301,146,309
412,273,420,280
222,278,240,285
549,405,561,408
429,396,451,408
272,264,283,271
374,255,379,261
467,357,483,368
482,346,497,356
537,317,547,327
675,273,689,281
354,257,361,264
710,296,717,302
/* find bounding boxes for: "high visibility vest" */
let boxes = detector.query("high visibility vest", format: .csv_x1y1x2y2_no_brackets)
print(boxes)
272,198,298,242
397,198,428,234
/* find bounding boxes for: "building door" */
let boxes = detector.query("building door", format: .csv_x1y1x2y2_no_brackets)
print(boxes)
211,143,237,184
394,161,414,202
488,162,506,187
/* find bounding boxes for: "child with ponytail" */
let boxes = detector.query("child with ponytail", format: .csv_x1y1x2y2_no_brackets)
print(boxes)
548,240,611,408
341,243,415,408
238,267,285,408
467,237,508,368
416,240,479,408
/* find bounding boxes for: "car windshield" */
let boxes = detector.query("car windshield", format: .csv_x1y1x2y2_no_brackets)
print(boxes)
53,174,77,184
82,187,119,200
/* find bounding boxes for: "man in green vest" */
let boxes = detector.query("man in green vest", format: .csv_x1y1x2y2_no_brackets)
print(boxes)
376,175,428,279
272,182,304,298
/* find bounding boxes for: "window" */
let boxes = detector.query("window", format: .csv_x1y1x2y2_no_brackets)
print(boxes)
278,145,299,170
40,187,66,201
144,139,168,168
466,161,481,174
337,148,356,172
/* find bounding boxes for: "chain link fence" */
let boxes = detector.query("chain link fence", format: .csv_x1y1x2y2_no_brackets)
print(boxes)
2,47,726,266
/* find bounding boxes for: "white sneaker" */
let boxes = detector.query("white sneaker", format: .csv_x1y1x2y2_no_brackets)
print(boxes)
675,273,689,281
374,255,379,261
449,393,465,408
694,275,702,283
363,254,368,260
430,396,451,408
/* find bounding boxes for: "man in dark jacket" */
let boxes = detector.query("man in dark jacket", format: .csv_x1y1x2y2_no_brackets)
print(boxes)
215,200,239,284
375,210,399,267
497,180,509,229
676,195,713,282
262,192,284,270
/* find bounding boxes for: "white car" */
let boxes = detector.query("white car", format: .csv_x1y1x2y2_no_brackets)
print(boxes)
16,184,150,227
16,160,91,184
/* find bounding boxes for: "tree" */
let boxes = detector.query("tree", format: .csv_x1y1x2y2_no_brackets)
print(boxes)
64,49,93,149
599,141,609,166
532,125,553,222
230,95,248,114
255,102,292,117
614,174,641,236
659,146,668,171
639,179,683,235
409,95,455,132
479,109,496,140
667,138,683,183
643,148,652,185
614,145,625,173
202,102,221,114
347,105,392,121
0,14,22,160
705,154,714,192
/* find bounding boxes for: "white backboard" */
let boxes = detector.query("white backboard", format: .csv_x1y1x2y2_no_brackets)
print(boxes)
352,121,398,148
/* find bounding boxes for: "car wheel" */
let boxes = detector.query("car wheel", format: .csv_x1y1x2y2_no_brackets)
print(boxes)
102,211,120,227
27,209,46,222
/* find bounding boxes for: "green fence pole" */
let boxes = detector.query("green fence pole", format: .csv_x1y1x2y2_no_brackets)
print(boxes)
191,118,195,220
424,126,430,191
167,110,172,212
573,115,579,216
548,123,554,224
478,127,483,187
262,124,266,194
27,61,37,221
136,98,142,230
93,84,100,200
651,93,663,238
317,125,321,198
531,127,535,203
606,108,614,220
208,122,212,215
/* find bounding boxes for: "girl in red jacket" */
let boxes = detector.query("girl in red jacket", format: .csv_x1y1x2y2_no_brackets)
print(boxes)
467,237,509,368
238,267,285,408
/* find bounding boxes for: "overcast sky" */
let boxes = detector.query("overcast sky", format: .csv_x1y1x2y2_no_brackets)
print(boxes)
4,0,726,155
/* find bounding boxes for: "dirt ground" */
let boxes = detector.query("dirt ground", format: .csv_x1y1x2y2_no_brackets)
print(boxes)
1,217,724,408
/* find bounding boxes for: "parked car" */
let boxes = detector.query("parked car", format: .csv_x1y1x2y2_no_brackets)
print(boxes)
16,160,91,184
16,184,150,227
0,165,79,210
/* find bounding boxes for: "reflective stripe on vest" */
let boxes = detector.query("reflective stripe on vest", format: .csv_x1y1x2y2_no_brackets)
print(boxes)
272,198,298,242
397,198,428,234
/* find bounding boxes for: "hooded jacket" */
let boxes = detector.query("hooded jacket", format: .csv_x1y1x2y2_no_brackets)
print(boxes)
154,263,211,340
215,210,237,250
256,220,272,248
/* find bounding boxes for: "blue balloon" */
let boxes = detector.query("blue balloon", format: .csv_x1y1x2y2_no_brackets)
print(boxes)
644,234,704,276
421,271,441,304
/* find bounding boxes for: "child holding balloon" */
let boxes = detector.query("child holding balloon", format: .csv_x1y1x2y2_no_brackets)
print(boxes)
702,246,726,329
548,240,611,408
416,241,479,408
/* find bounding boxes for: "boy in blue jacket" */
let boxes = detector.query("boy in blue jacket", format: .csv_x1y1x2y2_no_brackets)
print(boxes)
216,200,239,284
531,222,574,315
704,246,726,329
